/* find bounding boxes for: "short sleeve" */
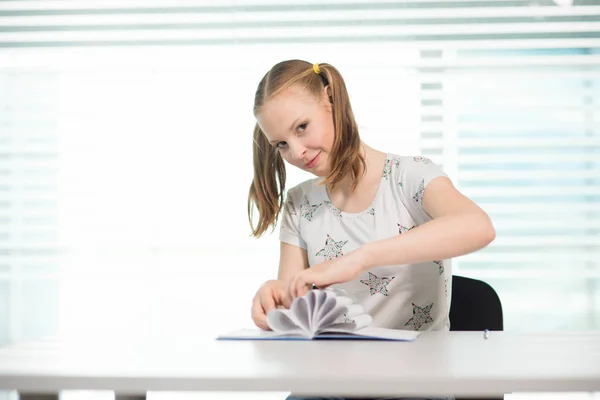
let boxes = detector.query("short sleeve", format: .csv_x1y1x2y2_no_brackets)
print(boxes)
395,156,448,217
278,188,307,250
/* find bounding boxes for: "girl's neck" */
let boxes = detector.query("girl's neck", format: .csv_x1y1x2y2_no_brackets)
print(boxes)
330,142,387,196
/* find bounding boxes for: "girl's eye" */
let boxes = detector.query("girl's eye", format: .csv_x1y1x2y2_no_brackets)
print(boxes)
297,122,308,132
276,141,287,149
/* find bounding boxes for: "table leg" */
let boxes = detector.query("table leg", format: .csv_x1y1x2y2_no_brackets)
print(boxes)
18,395,59,400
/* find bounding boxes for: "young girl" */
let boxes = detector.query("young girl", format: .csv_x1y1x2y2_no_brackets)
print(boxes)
247,60,496,400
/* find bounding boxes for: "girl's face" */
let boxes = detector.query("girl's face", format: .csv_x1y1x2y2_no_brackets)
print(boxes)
256,86,334,177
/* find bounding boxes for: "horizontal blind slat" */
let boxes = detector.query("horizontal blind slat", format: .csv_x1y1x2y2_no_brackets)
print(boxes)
423,138,600,150
2,2,600,18
457,154,600,164
459,170,600,179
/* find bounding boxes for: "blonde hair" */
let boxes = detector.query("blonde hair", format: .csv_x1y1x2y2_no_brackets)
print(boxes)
248,59,365,237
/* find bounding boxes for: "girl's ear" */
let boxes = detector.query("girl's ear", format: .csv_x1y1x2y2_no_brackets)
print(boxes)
322,85,333,110
323,85,333,102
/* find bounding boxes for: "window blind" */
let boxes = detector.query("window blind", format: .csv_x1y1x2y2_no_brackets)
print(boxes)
1,0,599,347
419,46,600,330
0,70,61,344
0,0,599,47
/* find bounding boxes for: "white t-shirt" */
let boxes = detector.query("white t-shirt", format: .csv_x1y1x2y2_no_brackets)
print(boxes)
279,153,452,332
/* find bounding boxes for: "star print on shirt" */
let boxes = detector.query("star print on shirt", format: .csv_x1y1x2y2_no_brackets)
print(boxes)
367,208,375,216
382,159,392,180
413,179,425,204
413,156,431,164
405,302,434,330
398,223,416,234
434,260,444,275
286,197,297,216
360,272,395,296
324,200,342,218
300,195,322,221
315,234,348,260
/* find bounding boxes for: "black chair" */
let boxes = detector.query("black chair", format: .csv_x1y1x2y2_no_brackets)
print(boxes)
449,275,504,400
450,275,503,332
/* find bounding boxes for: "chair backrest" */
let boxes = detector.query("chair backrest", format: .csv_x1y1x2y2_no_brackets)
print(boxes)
449,275,503,331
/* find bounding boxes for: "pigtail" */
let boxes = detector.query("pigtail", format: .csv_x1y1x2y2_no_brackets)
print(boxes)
248,123,287,238
318,64,366,192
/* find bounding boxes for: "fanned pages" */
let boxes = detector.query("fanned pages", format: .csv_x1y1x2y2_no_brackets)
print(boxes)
218,289,420,342
267,289,372,338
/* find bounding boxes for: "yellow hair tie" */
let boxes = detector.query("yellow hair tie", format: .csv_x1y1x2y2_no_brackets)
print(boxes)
312,63,321,75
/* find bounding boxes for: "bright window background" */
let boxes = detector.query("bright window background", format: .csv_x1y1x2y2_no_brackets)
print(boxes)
1,43,422,343
1,0,599,398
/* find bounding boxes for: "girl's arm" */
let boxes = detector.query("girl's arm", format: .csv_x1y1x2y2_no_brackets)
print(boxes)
277,242,309,283
288,177,495,298
358,176,495,269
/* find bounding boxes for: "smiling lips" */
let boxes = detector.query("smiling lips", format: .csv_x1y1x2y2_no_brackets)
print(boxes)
305,152,321,169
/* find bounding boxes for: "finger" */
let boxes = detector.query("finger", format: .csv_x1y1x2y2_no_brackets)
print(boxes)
261,290,277,314
251,309,269,330
298,283,311,297
251,294,262,317
271,284,292,309
295,273,311,298
251,297,270,330
292,276,307,299
254,314,270,331
282,292,293,308
279,288,293,308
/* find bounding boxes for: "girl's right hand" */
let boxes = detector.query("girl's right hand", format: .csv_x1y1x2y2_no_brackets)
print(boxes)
251,279,291,330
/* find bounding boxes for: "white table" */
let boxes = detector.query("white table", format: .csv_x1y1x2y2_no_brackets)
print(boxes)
0,331,599,399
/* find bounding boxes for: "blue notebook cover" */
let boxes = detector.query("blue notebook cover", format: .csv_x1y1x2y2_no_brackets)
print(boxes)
217,327,420,341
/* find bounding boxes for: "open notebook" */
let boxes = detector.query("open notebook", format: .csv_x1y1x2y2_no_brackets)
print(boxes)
218,289,420,341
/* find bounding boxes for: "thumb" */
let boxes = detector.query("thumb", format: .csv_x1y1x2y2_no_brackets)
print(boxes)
261,290,277,314
273,284,292,309
294,271,316,298
282,292,293,309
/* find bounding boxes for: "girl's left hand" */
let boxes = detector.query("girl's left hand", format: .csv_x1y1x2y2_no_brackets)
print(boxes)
288,249,366,299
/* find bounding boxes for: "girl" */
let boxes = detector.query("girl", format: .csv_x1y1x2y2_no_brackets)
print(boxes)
247,60,496,400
